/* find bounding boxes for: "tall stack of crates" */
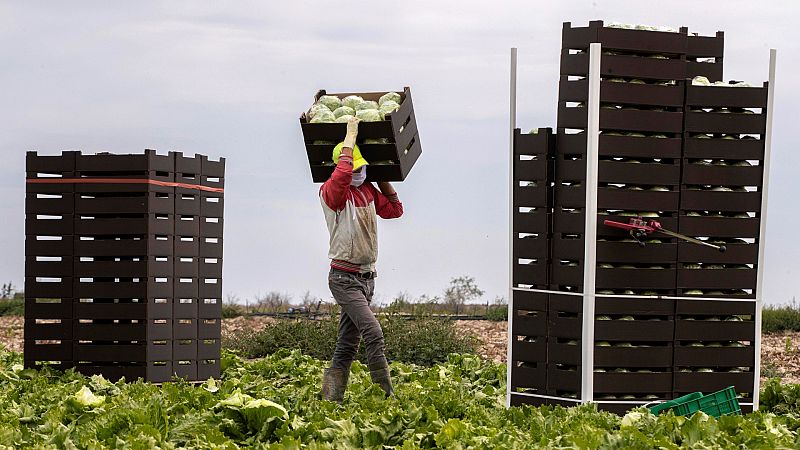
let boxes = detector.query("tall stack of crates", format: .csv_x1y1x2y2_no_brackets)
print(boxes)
509,20,771,414
674,81,768,404
509,128,553,397
24,150,224,382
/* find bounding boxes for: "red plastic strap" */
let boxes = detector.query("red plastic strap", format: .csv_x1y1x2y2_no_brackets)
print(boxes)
25,177,224,193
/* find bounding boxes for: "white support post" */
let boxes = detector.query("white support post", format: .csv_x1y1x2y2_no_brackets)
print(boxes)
752,48,777,411
506,47,518,408
581,42,601,404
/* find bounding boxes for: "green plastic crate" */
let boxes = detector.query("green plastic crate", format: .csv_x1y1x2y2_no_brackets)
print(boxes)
649,387,741,418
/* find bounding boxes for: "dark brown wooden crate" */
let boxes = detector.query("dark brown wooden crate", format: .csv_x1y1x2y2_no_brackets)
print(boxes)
199,217,224,237
200,192,224,217
558,105,683,133
595,319,674,342
198,338,221,359
301,87,421,183
594,372,673,394
26,214,74,235
74,215,174,236
199,280,222,298
557,132,682,159
687,32,724,57
199,258,223,278
173,297,198,318
74,363,174,383
174,318,198,339
26,236,73,257
685,84,768,108
512,309,547,336
514,184,551,207
675,321,755,342
685,111,767,135
514,127,553,157
680,190,761,212
683,136,764,160
512,339,547,363
677,268,756,290
562,21,689,54
74,279,173,299
26,151,78,173
74,236,173,257
25,319,72,340
74,192,174,215
548,313,582,339
674,346,754,367
174,278,199,299
24,339,73,361
682,162,763,186
199,318,221,339
554,211,679,236
199,238,223,259
25,258,73,277
678,215,760,238
548,341,581,365
198,359,220,379
24,298,72,319
686,61,723,82
561,52,688,80
173,340,197,360
199,298,222,319
513,260,549,287
73,301,170,321
511,363,547,390
678,242,758,264
513,290,548,311
673,372,754,394
548,366,581,392
76,150,174,175
552,236,678,263
514,210,550,234
560,78,684,107
556,157,680,185
25,277,73,298
513,235,549,260
595,345,673,368
555,185,680,211
25,194,75,215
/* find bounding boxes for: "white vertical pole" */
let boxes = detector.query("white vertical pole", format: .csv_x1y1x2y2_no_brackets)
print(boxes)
506,47,518,408
752,49,776,411
581,42,601,404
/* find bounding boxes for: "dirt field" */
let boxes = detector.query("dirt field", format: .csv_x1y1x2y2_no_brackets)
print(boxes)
4,316,800,384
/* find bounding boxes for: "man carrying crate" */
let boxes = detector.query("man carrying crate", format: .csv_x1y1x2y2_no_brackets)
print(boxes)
319,117,403,402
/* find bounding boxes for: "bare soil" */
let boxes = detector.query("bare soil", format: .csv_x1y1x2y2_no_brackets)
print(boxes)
4,316,799,384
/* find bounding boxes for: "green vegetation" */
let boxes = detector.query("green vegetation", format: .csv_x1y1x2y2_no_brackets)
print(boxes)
224,315,478,367
2,349,800,448
762,302,800,333
0,297,23,317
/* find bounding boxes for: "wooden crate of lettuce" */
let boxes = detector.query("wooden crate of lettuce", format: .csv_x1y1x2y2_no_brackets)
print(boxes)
300,87,422,182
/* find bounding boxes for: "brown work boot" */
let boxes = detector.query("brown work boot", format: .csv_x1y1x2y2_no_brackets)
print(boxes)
321,367,349,403
369,363,394,397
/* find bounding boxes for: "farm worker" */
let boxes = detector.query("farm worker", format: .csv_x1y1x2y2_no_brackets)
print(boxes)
319,116,403,402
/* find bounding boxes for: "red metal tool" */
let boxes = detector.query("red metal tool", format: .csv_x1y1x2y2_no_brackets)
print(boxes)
603,217,726,252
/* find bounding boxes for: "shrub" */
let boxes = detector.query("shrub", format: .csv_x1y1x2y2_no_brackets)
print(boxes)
485,305,508,321
222,303,247,319
0,298,23,316
223,314,478,367
762,302,800,333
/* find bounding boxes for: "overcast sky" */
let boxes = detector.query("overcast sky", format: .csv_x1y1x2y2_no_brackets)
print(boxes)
1,1,798,306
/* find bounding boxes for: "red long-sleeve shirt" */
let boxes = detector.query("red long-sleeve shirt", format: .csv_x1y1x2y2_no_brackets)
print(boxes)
319,154,403,273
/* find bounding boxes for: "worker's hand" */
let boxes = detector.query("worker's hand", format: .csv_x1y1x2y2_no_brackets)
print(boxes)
343,116,359,149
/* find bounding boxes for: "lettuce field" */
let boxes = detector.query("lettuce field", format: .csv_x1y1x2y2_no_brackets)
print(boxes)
2,349,800,449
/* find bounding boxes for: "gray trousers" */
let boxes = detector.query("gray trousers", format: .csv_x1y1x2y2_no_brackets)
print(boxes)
328,268,388,371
